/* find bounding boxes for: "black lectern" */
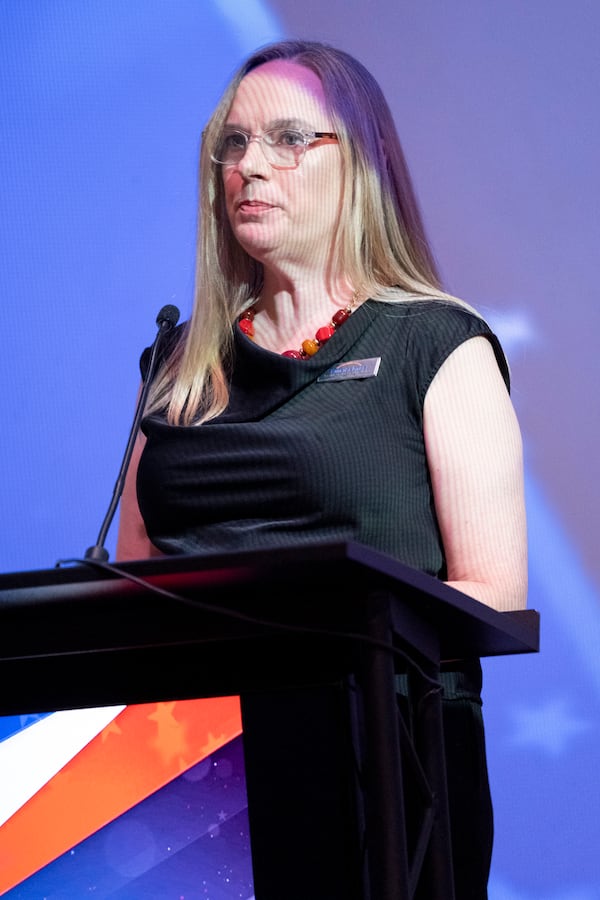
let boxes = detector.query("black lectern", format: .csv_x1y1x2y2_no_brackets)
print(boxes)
0,541,539,900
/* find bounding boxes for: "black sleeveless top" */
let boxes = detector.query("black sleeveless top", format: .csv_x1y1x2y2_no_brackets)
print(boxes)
137,299,509,574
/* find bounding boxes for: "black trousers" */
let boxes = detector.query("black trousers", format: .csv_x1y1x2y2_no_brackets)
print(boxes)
411,660,494,900
242,660,492,900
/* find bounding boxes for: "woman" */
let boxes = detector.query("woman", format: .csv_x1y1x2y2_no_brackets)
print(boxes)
117,40,527,897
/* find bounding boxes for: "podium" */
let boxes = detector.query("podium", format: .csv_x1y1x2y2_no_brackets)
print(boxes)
0,541,539,899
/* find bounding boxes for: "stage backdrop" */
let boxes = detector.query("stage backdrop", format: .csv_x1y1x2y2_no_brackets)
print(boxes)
1,2,599,898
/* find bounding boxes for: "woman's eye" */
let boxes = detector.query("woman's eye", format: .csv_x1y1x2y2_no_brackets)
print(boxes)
224,133,247,150
276,130,304,147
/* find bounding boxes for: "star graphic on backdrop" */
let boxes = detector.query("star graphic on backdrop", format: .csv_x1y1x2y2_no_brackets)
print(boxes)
148,702,190,766
18,713,44,729
486,309,538,355
201,731,228,757
507,696,593,756
100,719,123,742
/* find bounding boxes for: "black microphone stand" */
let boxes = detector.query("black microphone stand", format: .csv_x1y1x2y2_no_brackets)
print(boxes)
84,304,180,561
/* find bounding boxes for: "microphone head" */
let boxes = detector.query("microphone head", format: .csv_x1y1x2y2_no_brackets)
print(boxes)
156,304,181,329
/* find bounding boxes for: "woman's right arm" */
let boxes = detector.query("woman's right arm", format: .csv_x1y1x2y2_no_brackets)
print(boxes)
115,432,162,561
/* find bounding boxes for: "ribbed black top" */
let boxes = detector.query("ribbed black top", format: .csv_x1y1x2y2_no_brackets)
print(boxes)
137,299,509,576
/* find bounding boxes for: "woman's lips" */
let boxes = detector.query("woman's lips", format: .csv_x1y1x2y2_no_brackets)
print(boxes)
237,200,275,214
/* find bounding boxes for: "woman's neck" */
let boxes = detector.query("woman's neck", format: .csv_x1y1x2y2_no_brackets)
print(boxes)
248,277,359,356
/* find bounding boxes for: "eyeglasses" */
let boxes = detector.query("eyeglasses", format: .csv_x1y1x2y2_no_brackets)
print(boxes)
211,128,338,170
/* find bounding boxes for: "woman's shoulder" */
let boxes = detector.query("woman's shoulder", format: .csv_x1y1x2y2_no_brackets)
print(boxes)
371,295,489,331
367,296,509,391
365,295,495,350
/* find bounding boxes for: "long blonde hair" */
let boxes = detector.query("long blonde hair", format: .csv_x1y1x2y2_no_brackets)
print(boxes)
147,40,467,425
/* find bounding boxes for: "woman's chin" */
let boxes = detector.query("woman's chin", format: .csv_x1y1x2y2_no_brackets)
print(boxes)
233,226,285,261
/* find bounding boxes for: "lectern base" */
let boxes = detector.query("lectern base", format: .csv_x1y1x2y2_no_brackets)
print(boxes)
242,682,365,900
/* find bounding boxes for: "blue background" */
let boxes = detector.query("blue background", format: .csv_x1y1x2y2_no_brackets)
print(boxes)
1,2,599,897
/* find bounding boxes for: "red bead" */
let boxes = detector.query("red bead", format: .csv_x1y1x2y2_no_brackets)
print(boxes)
332,307,350,327
315,325,335,343
239,317,254,336
241,301,354,361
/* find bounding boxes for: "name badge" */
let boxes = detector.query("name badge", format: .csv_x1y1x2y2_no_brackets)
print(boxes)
317,357,381,383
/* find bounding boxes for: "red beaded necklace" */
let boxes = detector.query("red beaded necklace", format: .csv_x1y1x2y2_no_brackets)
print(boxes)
238,293,358,360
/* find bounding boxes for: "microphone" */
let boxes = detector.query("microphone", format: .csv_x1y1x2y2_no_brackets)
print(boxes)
84,304,180,561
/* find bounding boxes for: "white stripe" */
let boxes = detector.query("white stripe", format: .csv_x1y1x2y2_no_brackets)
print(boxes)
0,705,125,827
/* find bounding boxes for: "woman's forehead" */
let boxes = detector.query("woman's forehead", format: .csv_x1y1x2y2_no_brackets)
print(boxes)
227,60,330,127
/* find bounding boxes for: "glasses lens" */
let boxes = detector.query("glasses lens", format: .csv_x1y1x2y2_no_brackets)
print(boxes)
214,131,247,165
263,129,306,166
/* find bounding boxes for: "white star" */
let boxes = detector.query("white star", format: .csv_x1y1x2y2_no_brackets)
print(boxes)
485,309,538,355
507,697,592,756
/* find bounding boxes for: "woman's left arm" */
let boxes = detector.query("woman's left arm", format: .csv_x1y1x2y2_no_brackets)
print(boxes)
423,335,528,611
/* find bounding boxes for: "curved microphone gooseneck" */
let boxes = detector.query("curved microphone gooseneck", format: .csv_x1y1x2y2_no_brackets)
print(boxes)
84,304,180,561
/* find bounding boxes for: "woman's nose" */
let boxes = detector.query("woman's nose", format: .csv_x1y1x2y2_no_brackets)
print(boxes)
236,136,271,178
